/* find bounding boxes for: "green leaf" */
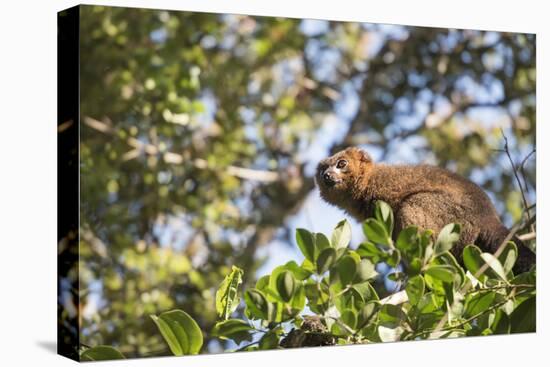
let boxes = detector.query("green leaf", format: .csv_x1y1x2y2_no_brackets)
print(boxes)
463,245,487,281
267,301,284,323
211,319,254,344
268,265,297,303
445,286,463,310
283,260,313,280
406,275,425,306
353,281,380,301
296,228,316,261
244,288,269,319
491,309,510,334
336,255,358,285
287,283,306,315
464,292,496,318
396,226,418,251
259,329,281,350
463,246,508,281
358,302,379,329
301,258,316,273
434,252,465,288
510,296,536,333
387,249,401,267
374,201,394,235
498,241,518,276
316,247,337,274
419,229,434,259
480,253,508,281
151,310,203,356
315,232,332,255
418,292,444,314
355,259,378,282
276,270,296,302
341,309,358,329
150,316,188,356
357,241,386,261
81,346,125,361
331,219,352,249
379,304,406,327
348,250,362,263
408,258,423,276
305,280,330,307
216,266,244,320
256,275,270,290
435,223,461,255
334,287,364,315
331,321,349,337
266,266,284,301
362,218,391,246
425,265,455,283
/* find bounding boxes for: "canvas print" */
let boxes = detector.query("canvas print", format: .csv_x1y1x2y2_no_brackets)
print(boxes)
58,5,536,362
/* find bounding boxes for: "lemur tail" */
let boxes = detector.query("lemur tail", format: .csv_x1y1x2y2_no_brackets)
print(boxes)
477,222,535,274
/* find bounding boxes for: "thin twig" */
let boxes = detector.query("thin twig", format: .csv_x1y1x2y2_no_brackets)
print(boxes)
500,129,534,232
464,283,534,296
519,148,536,199
519,149,536,172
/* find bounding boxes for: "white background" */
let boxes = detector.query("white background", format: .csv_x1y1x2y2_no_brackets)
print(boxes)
0,0,548,365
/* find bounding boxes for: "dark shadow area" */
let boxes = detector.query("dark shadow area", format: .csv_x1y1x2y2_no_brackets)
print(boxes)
36,341,57,355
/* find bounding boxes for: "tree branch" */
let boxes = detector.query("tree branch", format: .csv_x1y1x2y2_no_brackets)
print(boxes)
83,116,280,183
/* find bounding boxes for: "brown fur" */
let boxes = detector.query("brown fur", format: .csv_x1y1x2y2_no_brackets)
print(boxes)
316,147,535,273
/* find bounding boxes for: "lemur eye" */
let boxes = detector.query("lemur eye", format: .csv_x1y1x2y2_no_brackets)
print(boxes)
336,159,347,169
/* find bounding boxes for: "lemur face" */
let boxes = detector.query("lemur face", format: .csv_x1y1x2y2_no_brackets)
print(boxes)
316,147,373,196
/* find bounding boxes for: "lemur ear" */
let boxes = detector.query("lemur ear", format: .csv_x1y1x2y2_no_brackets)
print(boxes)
358,149,372,163
349,147,372,163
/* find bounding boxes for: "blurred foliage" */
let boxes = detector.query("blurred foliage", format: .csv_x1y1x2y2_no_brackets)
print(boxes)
80,201,536,360
63,5,536,358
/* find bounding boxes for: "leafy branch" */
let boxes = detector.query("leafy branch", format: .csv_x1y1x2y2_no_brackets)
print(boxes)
80,201,536,360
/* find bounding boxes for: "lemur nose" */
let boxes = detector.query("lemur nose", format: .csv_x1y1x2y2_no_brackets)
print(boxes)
323,172,332,181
